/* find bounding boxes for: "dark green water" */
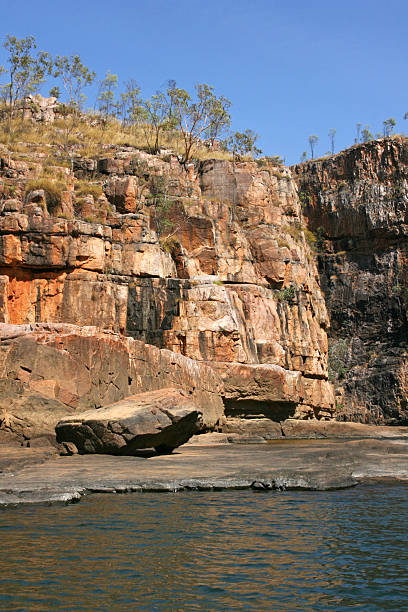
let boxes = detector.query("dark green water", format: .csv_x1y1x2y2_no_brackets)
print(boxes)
1,483,408,611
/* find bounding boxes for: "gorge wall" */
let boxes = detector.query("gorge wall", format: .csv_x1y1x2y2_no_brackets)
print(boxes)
0,143,334,441
2,135,407,442
293,137,408,424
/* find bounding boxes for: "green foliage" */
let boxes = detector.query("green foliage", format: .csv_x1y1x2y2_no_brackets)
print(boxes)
383,117,396,137
328,338,348,382
275,285,296,302
120,78,141,124
308,134,318,159
49,86,60,99
361,126,373,142
304,228,317,248
225,129,262,160
168,82,231,165
328,128,336,154
97,70,119,119
256,155,283,167
53,54,95,111
1,35,52,137
131,87,173,154
299,190,312,208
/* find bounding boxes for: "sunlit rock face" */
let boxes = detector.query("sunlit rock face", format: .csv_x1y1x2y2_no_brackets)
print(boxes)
0,146,335,442
293,137,408,424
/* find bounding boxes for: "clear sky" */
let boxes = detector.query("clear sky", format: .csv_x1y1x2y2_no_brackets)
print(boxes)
0,0,407,164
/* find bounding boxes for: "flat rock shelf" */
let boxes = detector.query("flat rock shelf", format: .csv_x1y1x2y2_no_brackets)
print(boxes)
2,438,408,505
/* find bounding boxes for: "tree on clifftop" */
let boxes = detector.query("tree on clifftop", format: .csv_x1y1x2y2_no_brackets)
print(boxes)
167,82,231,166
131,87,173,154
328,128,336,155
308,134,318,159
53,54,95,112
97,70,119,120
383,117,396,137
0,35,52,137
225,129,262,160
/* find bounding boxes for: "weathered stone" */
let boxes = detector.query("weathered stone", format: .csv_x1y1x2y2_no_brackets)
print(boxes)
0,323,224,442
56,388,203,454
293,137,408,423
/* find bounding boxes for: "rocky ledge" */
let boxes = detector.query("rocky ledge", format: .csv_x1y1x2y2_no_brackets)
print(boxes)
1,429,408,504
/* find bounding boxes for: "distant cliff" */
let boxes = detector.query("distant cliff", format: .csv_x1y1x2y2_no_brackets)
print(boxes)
293,137,408,424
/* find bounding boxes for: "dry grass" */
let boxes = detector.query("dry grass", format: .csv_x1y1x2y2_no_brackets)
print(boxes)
25,178,68,213
0,115,236,164
74,180,103,199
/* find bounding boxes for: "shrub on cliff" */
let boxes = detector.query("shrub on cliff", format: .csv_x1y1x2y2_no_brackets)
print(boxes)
25,178,67,213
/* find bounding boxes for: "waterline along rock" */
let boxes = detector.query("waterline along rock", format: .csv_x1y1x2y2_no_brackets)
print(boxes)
1,138,407,443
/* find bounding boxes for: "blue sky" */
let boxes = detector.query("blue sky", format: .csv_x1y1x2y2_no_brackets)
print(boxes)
0,0,407,164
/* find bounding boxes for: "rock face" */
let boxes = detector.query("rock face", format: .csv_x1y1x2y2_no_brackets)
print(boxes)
56,388,203,454
0,323,223,442
293,137,408,424
0,145,335,439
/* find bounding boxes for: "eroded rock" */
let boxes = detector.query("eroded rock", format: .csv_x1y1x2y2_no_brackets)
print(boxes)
56,388,203,454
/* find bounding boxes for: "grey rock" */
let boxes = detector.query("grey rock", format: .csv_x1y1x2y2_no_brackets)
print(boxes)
56,387,203,455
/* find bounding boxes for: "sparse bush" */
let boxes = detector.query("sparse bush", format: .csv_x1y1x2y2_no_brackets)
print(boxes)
275,285,296,302
25,178,67,213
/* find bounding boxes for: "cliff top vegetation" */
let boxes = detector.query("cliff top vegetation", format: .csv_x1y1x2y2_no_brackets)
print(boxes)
0,34,271,169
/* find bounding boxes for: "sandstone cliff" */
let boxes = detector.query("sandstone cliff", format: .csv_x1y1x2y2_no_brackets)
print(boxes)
293,137,408,424
0,143,334,441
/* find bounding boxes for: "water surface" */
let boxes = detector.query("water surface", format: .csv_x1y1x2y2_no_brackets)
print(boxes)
1,483,407,610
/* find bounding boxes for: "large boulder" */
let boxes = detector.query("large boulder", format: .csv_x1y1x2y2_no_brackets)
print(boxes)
55,388,203,454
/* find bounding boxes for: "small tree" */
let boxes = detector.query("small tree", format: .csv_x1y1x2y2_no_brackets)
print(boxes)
308,134,318,159
120,78,141,124
97,70,119,120
383,117,396,137
361,126,373,142
356,122,362,143
168,82,231,166
300,151,308,162
132,89,173,154
1,34,51,137
53,54,95,112
226,129,262,160
328,128,336,155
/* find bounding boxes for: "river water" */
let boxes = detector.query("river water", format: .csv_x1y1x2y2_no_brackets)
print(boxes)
0,483,407,611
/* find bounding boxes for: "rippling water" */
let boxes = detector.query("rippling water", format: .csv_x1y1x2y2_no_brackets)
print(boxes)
1,483,408,610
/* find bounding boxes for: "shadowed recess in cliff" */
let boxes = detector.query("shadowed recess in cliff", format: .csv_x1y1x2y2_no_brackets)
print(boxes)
223,398,297,422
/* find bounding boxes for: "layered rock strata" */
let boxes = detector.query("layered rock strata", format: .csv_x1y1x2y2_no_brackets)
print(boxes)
0,144,335,440
293,137,408,424
0,323,223,442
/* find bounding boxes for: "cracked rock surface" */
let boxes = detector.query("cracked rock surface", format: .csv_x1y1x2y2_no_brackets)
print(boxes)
55,388,203,454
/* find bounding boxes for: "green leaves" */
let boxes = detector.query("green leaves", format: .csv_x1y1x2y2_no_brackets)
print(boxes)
225,129,262,159
53,54,95,110
97,70,119,118
168,81,231,164
1,34,52,136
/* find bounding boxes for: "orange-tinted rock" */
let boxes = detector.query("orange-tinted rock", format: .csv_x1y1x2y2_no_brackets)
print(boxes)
0,323,224,441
